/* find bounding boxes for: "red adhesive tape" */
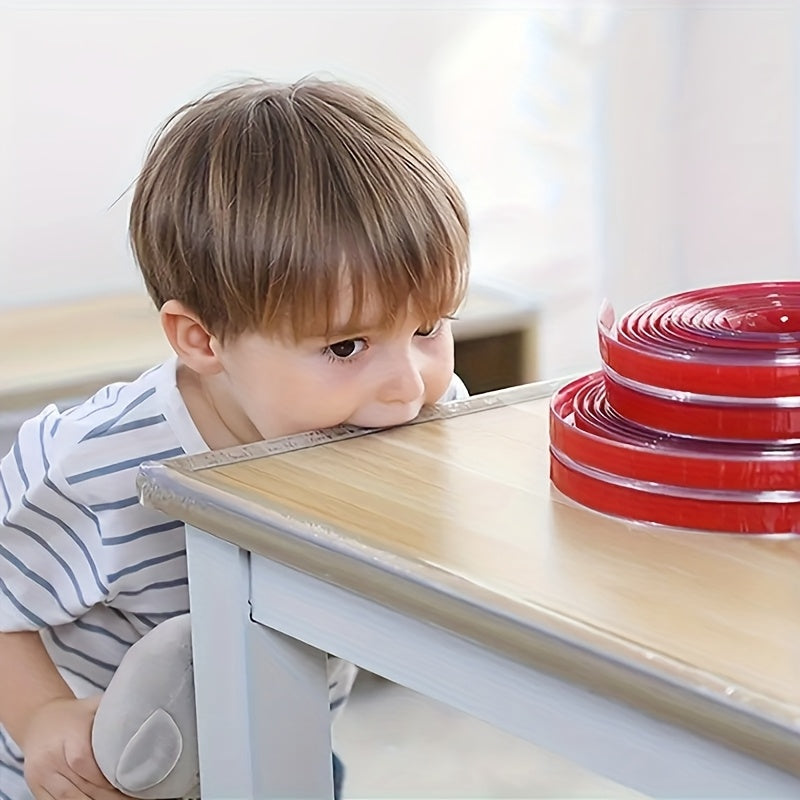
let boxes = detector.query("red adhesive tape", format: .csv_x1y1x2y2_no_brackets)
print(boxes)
550,373,800,492
598,282,800,398
550,449,800,535
549,282,800,533
602,373,800,441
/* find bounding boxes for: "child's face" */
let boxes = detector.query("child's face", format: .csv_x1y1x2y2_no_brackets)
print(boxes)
209,301,456,444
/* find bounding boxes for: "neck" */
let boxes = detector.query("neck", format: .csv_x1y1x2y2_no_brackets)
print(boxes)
176,362,260,450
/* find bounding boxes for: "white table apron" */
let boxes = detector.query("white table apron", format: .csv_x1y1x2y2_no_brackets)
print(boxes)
184,524,800,800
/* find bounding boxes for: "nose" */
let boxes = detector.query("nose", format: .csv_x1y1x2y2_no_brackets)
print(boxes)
378,349,426,404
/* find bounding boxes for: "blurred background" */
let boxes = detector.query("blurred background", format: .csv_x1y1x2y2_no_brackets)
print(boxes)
2,1,799,797
4,0,799,379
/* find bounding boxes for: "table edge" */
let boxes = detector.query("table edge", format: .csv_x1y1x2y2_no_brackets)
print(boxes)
136,379,800,776
139,459,800,775
151,379,568,474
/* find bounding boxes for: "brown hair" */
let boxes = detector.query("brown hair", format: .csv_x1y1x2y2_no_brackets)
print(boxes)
129,77,469,341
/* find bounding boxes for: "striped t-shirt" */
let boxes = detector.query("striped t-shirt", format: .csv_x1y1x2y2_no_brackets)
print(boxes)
0,359,208,797
0,357,466,799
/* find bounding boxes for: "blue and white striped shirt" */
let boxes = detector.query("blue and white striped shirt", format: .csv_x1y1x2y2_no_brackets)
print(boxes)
0,359,208,798
0,357,466,799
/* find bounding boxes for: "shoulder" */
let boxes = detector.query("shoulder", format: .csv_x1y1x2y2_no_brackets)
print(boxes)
439,372,470,402
8,363,185,506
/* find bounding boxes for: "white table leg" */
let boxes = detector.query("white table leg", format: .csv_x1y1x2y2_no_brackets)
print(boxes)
185,525,334,799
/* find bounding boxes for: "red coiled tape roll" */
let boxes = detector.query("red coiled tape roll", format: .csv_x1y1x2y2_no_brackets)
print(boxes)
598,281,800,398
602,379,800,441
549,281,800,533
549,451,800,534
549,373,800,533
599,281,800,440
550,373,800,491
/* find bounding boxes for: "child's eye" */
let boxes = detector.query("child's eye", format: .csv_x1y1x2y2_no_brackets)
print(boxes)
325,338,367,360
415,319,444,338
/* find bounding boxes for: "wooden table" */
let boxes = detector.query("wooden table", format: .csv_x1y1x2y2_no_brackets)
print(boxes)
137,381,800,799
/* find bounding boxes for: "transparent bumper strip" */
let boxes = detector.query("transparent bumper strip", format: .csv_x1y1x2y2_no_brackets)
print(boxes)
601,363,800,408
601,373,800,441
550,445,800,504
549,373,800,492
550,447,800,535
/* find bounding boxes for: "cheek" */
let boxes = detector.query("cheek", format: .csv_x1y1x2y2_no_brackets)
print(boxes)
234,363,314,416
423,337,456,400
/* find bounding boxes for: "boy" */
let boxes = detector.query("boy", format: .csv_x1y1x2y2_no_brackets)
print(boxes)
0,78,470,800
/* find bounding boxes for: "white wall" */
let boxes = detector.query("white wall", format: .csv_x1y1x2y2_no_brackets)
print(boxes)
3,2,800,379
0,1,481,308
600,4,800,314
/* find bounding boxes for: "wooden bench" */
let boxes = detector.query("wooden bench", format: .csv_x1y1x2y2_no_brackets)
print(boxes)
0,282,539,414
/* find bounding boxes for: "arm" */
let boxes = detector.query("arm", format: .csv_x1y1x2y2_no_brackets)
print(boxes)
0,408,131,800
0,630,130,800
0,630,74,745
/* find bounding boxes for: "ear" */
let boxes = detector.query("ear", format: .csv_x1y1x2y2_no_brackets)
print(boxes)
160,300,223,376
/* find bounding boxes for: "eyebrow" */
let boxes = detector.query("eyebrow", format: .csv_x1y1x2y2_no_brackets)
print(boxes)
309,323,385,341
301,307,452,342
302,314,398,341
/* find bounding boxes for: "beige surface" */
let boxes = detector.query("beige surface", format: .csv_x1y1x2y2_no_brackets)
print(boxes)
191,396,800,707
0,293,170,409
142,383,800,775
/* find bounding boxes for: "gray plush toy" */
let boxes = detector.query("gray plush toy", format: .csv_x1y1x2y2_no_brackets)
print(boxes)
91,614,200,799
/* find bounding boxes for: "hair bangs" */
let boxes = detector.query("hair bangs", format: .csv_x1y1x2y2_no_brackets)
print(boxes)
264,206,469,342
260,100,470,339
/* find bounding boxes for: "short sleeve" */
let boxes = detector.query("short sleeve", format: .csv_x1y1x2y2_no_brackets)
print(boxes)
440,373,470,402
0,407,108,632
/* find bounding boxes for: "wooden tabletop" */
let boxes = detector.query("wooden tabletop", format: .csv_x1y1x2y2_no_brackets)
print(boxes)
137,381,800,776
